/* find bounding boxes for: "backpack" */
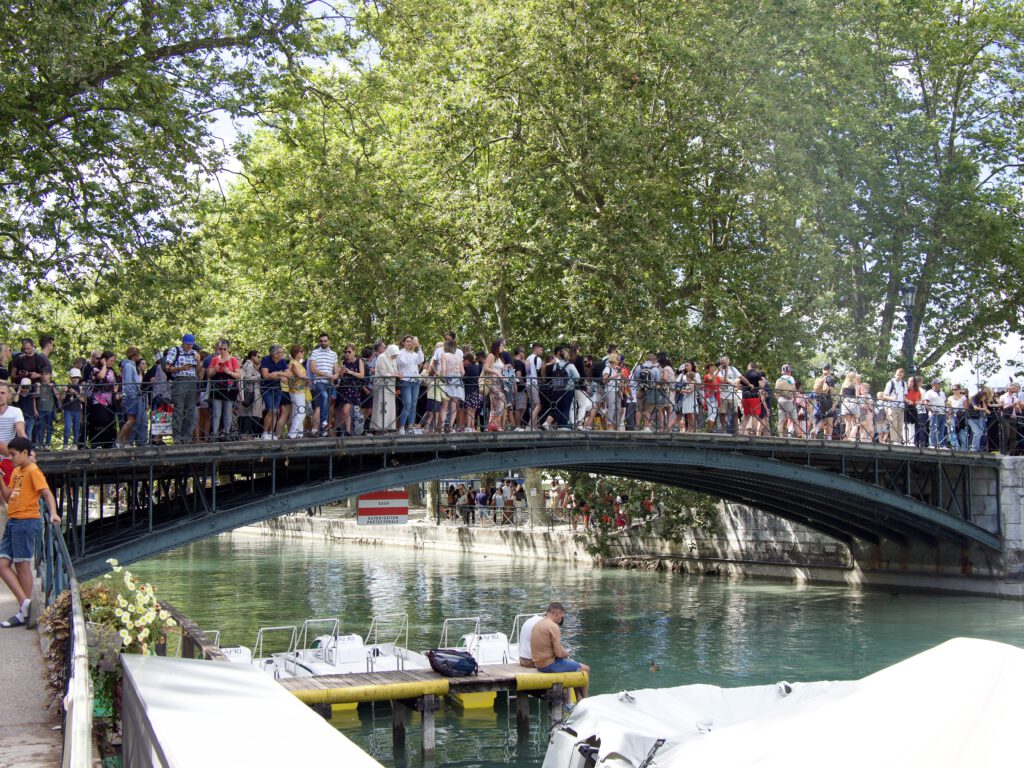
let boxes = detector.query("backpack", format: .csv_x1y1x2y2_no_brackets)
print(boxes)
548,361,571,392
635,365,654,390
426,648,479,677
162,347,180,376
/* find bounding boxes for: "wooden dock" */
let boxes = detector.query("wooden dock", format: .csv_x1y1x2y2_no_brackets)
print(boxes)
277,663,589,756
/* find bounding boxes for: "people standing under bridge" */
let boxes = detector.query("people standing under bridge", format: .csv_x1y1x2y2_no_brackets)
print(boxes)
0,437,60,628
530,602,589,702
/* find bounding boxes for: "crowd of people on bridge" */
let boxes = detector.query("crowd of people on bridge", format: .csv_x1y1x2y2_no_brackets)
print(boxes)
1,331,1022,455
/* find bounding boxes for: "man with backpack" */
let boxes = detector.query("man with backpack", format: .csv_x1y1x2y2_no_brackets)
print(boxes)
547,347,580,429
631,352,661,432
163,334,200,444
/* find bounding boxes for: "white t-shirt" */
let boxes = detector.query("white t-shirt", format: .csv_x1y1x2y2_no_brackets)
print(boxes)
526,354,543,384
395,349,424,379
518,615,543,661
308,347,338,381
885,377,908,407
0,405,25,445
922,389,946,414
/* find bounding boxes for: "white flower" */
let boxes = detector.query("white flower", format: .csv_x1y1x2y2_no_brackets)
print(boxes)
158,610,169,621
166,618,177,628
106,558,119,567
119,629,131,645
114,608,123,619
117,595,128,608
139,627,149,641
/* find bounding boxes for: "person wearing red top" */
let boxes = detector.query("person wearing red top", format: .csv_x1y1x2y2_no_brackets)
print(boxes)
703,363,721,431
208,339,242,440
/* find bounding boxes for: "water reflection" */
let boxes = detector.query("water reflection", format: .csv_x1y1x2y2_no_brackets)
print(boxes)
131,533,1024,767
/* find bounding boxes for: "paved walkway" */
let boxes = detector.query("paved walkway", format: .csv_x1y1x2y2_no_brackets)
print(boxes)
0,588,62,768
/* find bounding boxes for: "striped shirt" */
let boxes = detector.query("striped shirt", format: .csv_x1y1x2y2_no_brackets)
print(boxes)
308,347,338,382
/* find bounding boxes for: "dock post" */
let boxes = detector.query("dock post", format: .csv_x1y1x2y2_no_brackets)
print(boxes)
516,692,531,740
392,700,407,751
421,694,436,757
547,683,564,722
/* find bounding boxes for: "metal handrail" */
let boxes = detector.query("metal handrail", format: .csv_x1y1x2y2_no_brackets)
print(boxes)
39,515,93,768
37,375,1022,454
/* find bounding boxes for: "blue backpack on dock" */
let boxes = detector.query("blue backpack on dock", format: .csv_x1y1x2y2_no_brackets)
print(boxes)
427,649,479,677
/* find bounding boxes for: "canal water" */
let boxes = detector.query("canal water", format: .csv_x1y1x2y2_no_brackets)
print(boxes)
132,534,1024,767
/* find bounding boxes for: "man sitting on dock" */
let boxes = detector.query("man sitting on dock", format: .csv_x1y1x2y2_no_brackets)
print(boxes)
530,602,589,700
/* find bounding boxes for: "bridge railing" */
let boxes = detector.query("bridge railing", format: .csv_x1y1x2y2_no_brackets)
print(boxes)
436,502,638,532
21,376,1024,454
37,513,93,768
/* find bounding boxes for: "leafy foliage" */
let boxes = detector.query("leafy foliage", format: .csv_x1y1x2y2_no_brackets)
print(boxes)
6,0,1023,390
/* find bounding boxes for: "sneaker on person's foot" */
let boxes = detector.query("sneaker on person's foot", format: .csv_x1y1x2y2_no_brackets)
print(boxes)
1,614,25,628
260,433,272,441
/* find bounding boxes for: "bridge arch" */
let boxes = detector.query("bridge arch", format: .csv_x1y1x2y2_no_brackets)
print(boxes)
73,442,1000,579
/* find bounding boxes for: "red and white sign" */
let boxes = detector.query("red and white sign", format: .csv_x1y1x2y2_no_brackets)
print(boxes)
357,490,409,526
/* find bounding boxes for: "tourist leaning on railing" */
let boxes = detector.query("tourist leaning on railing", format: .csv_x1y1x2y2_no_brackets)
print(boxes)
7,331,1024,453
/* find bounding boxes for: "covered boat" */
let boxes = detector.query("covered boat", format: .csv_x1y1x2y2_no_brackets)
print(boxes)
544,637,1023,768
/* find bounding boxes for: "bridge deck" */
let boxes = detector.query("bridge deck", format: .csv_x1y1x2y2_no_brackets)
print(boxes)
277,662,588,705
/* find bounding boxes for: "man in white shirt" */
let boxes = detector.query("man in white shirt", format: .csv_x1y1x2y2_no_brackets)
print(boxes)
525,343,544,429
998,383,1021,454
518,613,544,667
922,378,948,448
713,356,742,434
0,383,27,488
884,368,909,445
308,333,338,435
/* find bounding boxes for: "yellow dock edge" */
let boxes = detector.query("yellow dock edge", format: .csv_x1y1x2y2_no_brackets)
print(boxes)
515,671,589,691
291,679,450,705
449,691,497,709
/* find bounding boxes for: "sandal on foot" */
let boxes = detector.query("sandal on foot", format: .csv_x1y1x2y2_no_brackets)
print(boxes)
1,614,26,628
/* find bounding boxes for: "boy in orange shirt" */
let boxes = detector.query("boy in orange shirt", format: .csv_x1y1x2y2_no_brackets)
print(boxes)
0,437,60,628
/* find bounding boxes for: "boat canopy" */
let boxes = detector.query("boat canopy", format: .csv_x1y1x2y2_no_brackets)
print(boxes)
545,638,1024,768
121,654,382,768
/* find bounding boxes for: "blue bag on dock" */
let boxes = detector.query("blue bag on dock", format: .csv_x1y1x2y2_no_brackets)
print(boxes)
427,649,479,677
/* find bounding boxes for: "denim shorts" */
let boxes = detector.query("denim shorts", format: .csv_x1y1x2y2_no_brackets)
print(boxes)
123,397,146,421
262,388,283,412
538,658,582,673
0,517,42,563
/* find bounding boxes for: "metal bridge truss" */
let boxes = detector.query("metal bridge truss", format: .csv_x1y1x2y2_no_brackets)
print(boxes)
35,433,1001,580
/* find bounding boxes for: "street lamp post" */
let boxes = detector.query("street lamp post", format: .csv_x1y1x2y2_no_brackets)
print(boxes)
900,281,917,376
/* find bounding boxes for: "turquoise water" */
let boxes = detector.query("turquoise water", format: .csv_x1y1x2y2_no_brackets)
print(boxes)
132,534,1024,767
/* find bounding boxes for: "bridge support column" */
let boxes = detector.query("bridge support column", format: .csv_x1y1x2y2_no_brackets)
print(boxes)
999,457,1024,579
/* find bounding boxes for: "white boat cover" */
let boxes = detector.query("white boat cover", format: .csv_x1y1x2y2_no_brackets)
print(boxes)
121,654,383,768
544,638,1023,768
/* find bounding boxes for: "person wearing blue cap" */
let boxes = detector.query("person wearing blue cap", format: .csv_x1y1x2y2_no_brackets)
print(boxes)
163,334,200,443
